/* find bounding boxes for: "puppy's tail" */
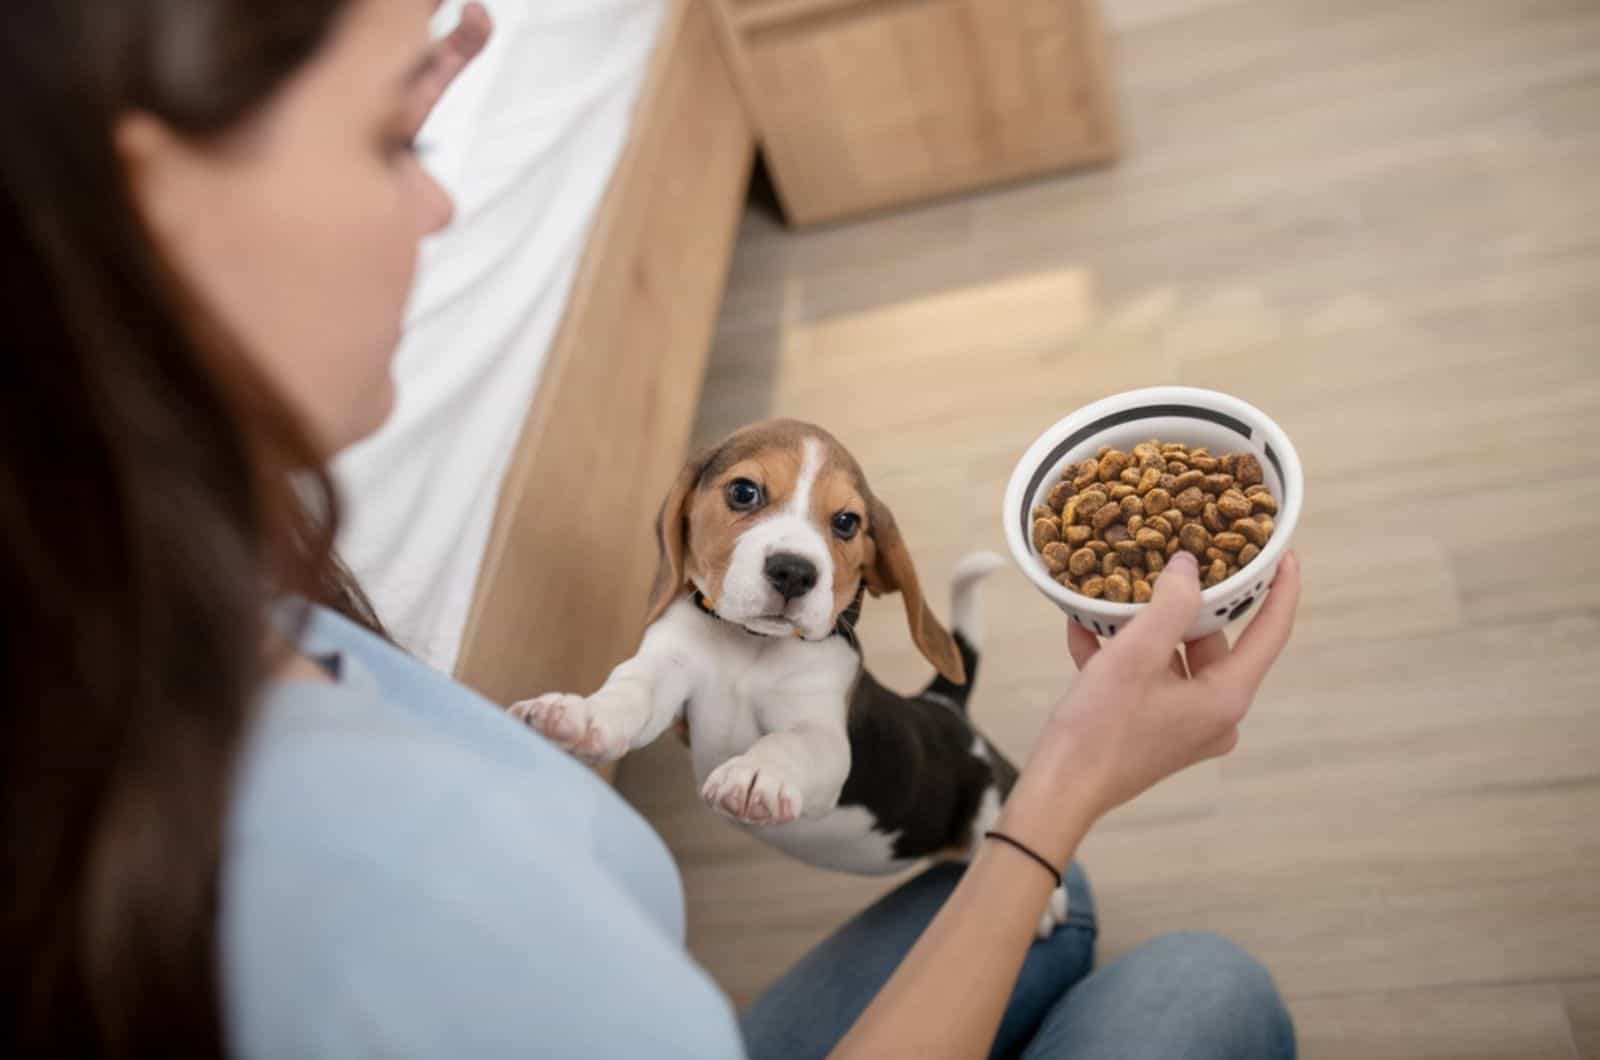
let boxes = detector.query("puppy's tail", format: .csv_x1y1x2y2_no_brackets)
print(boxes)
922,550,1007,711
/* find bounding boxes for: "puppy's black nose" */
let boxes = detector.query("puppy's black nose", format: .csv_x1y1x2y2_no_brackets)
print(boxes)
765,553,818,601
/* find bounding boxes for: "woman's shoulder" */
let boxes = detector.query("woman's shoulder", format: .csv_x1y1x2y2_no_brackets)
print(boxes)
221,674,743,1059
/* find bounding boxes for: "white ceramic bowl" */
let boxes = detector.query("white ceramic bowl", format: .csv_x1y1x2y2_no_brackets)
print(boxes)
1002,386,1303,640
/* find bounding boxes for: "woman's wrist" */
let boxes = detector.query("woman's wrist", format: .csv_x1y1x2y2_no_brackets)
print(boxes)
993,750,1101,871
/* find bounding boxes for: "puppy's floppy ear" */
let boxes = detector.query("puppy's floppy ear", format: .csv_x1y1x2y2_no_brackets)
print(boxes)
863,491,966,685
645,449,713,628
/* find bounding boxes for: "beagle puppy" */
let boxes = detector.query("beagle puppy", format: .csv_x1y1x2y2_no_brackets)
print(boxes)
512,420,1068,935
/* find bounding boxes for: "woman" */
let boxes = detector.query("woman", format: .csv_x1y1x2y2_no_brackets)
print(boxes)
0,0,1303,1056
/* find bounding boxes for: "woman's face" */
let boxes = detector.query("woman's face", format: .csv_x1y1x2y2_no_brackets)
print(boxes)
122,0,453,455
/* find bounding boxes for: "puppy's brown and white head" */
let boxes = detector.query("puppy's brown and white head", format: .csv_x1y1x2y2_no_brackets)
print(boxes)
646,420,965,684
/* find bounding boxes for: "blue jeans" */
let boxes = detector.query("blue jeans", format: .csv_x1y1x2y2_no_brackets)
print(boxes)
741,863,1295,1060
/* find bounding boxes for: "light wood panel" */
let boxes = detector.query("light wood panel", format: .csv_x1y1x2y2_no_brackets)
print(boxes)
715,0,1119,224
454,0,754,706
1293,986,1581,1060
614,0,1600,1052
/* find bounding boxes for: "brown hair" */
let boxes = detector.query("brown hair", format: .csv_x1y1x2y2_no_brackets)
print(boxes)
1,0,380,1054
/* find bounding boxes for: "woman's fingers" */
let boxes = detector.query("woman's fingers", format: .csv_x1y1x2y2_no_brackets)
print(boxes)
1220,551,1302,692
1067,620,1100,670
1184,631,1230,675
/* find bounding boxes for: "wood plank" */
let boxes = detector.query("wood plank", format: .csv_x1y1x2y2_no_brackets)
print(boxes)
1293,985,1580,1060
723,0,1118,223
454,0,754,705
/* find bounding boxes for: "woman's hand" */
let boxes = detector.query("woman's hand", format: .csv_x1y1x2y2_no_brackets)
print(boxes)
1000,550,1302,861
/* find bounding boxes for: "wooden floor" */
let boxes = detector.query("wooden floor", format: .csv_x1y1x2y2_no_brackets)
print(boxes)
615,0,1600,1055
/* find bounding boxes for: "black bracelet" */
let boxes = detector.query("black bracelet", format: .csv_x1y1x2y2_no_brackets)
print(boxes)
983,830,1062,888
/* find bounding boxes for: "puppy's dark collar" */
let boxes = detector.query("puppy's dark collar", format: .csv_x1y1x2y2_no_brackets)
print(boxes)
693,588,863,650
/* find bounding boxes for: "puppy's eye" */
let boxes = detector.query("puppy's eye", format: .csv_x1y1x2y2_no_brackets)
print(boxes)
832,512,861,540
726,478,764,512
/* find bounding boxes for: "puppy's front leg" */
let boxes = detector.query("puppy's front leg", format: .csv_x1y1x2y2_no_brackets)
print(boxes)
701,721,850,826
510,605,698,764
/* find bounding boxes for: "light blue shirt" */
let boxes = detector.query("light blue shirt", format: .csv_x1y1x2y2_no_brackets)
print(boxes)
222,604,743,1057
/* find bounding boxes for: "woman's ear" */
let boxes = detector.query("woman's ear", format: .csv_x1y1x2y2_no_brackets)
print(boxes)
644,448,711,628
864,491,966,685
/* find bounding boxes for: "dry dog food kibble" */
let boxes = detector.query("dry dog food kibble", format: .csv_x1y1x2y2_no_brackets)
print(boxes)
1032,441,1279,599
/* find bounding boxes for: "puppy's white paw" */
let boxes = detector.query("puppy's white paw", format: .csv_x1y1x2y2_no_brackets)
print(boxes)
700,756,803,825
507,691,634,764
1036,883,1071,939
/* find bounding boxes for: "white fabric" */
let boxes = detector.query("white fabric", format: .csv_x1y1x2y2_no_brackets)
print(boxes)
334,0,666,672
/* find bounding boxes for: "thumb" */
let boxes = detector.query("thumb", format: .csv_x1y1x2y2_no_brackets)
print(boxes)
1110,551,1202,667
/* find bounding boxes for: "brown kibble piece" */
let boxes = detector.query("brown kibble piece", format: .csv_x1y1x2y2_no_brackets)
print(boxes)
1102,552,1121,577
1135,527,1167,550
1232,519,1267,547
1174,486,1206,516
1095,445,1112,459
1120,467,1143,486
1104,573,1133,603
1055,572,1075,589
1066,525,1092,547
1114,540,1144,565
1076,490,1108,517
1161,443,1188,455
1166,460,1189,474
1146,551,1165,573
1067,547,1097,577
1255,514,1276,538
1109,484,1136,501
1237,542,1261,566
1047,481,1075,511
1032,517,1061,550
1166,536,1181,557
1172,469,1204,491
1189,454,1219,472
1092,502,1122,530
1158,473,1178,492
1072,461,1100,490
1213,531,1248,552
1144,487,1174,517
1205,547,1236,566
1136,467,1163,495
1132,579,1153,603
1042,542,1072,574
1088,539,1111,557
1119,495,1142,520
1251,491,1279,515
1103,523,1132,545
1147,515,1175,537
1203,559,1228,587
1179,523,1211,556
1079,575,1106,598
1203,502,1228,533
1234,453,1264,487
1219,453,1237,475
1098,451,1130,482
1032,503,1056,522
1127,514,1144,535
1217,489,1253,521
1202,473,1235,494
1133,441,1163,464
